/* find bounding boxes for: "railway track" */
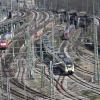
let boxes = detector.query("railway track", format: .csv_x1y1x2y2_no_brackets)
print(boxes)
55,76,85,100
65,26,98,76
47,24,100,98
0,10,37,99
35,62,88,100
69,75,100,95
35,30,88,100
66,47,95,76
60,27,93,75
65,29,95,76
61,27,100,95
1,10,52,99
0,10,29,27
14,11,50,81
2,82,35,100
74,64,94,75
10,79,51,99
34,14,100,99
2,10,37,70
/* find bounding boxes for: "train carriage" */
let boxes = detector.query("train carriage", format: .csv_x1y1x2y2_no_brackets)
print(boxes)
57,53,74,75
78,11,92,28
68,10,78,28
0,40,8,49
64,25,75,40
42,32,74,75
0,27,12,50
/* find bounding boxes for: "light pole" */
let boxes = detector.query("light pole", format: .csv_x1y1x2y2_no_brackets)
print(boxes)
50,12,56,100
7,77,10,100
36,64,45,92
0,54,3,99
39,36,45,89
10,0,15,60
93,17,99,84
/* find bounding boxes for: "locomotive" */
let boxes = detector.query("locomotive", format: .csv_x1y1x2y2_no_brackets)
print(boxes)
63,25,75,40
0,27,12,50
57,53,74,75
68,10,92,29
0,40,8,50
78,11,92,28
68,10,78,28
42,32,74,75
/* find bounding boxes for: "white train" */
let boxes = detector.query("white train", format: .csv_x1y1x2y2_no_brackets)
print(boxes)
57,53,74,75
42,32,74,75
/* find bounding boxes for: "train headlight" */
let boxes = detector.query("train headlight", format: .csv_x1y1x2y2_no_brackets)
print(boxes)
0,42,7,46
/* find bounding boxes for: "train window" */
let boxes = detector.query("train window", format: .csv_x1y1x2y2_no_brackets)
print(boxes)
66,64,72,68
58,53,65,58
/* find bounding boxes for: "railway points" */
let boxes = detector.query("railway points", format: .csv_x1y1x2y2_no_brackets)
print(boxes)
0,0,100,100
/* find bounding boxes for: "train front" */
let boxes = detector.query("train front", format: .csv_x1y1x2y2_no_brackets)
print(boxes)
0,31,12,50
64,58,74,75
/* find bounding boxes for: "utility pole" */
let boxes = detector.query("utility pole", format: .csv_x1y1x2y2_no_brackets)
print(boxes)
67,0,69,12
40,35,45,89
0,53,3,99
41,64,45,89
86,0,89,13
31,0,33,9
49,61,54,100
10,0,15,60
93,17,99,84
25,26,35,79
24,63,27,100
24,0,26,9
92,0,100,84
7,77,10,100
17,0,19,18
50,11,55,100
39,0,46,91
0,1,5,99
0,1,11,99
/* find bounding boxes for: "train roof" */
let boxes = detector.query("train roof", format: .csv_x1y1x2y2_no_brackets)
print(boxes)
68,10,77,14
63,57,72,64
78,11,87,16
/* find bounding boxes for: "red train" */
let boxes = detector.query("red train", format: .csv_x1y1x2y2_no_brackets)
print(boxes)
0,40,8,49
0,32,12,50
64,25,75,40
